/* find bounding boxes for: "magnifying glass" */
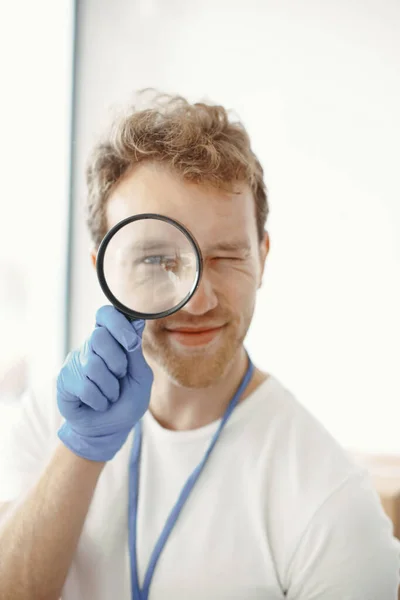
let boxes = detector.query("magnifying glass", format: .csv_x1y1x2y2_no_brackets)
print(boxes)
96,213,203,320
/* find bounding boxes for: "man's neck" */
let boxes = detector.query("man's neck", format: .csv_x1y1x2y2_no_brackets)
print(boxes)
148,348,268,431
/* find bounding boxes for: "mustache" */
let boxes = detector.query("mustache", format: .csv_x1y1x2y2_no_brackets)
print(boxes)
154,310,232,330
164,323,226,331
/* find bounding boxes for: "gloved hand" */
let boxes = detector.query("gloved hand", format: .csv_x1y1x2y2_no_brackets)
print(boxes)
57,305,153,462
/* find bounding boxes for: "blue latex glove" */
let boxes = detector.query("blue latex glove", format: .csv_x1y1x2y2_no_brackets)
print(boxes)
57,305,153,462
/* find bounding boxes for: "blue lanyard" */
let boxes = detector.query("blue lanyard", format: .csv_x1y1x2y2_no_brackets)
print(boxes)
128,357,254,600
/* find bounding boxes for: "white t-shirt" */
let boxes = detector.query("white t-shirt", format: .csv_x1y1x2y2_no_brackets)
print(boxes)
0,373,399,599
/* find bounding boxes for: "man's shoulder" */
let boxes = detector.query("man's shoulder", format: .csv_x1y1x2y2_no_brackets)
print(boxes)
240,373,361,499
241,375,374,584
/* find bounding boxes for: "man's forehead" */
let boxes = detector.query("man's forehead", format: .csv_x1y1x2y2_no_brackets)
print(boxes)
106,163,257,242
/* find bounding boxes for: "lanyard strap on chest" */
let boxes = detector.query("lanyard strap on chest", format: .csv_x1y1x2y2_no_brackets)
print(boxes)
128,358,254,600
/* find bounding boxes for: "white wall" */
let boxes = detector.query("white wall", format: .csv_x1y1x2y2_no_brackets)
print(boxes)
69,0,400,453
0,0,74,447
0,0,74,387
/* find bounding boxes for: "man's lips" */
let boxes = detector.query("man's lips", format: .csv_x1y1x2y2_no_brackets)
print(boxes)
166,326,224,333
164,325,226,346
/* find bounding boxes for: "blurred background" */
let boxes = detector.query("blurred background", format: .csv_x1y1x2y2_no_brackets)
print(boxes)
0,0,399,455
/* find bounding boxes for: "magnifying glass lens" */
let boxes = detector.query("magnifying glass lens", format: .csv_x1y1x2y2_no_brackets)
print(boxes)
100,217,200,317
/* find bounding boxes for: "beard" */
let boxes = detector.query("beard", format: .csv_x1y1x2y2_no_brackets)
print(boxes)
142,307,252,388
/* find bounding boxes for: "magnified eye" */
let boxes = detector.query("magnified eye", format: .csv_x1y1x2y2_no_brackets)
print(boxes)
143,255,178,271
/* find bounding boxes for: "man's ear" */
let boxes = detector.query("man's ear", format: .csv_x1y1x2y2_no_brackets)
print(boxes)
90,247,97,269
258,231,270,288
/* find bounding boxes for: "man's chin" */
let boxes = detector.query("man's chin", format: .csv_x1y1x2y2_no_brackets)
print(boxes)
144,330,241,388
160,355,232,388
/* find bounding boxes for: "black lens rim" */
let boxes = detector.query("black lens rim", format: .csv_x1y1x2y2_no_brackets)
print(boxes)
96,213,203,320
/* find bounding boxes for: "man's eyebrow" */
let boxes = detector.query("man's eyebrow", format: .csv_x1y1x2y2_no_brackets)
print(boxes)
121,241,180,253
205,240,252,253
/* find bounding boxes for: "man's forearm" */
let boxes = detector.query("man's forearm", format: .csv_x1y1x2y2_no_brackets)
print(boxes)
0,443,105,600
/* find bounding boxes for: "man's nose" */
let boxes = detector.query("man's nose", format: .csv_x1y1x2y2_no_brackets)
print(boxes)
182,271,218,315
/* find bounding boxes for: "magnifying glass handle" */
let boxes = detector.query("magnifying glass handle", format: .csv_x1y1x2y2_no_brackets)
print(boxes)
117,310,140,323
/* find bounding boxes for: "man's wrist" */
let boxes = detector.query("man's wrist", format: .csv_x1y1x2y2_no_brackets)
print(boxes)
57,423,130,463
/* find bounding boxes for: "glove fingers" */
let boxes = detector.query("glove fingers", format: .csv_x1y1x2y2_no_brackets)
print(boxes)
95,305,144,352
82,353,119,403
90,327,128,379
127,341,153,384
80,377,110,411
57,378,108,418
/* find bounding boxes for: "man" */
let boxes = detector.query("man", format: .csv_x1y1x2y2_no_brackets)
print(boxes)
0,93,399,600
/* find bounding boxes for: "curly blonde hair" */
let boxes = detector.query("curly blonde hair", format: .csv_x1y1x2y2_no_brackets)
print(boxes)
86,92,269,246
